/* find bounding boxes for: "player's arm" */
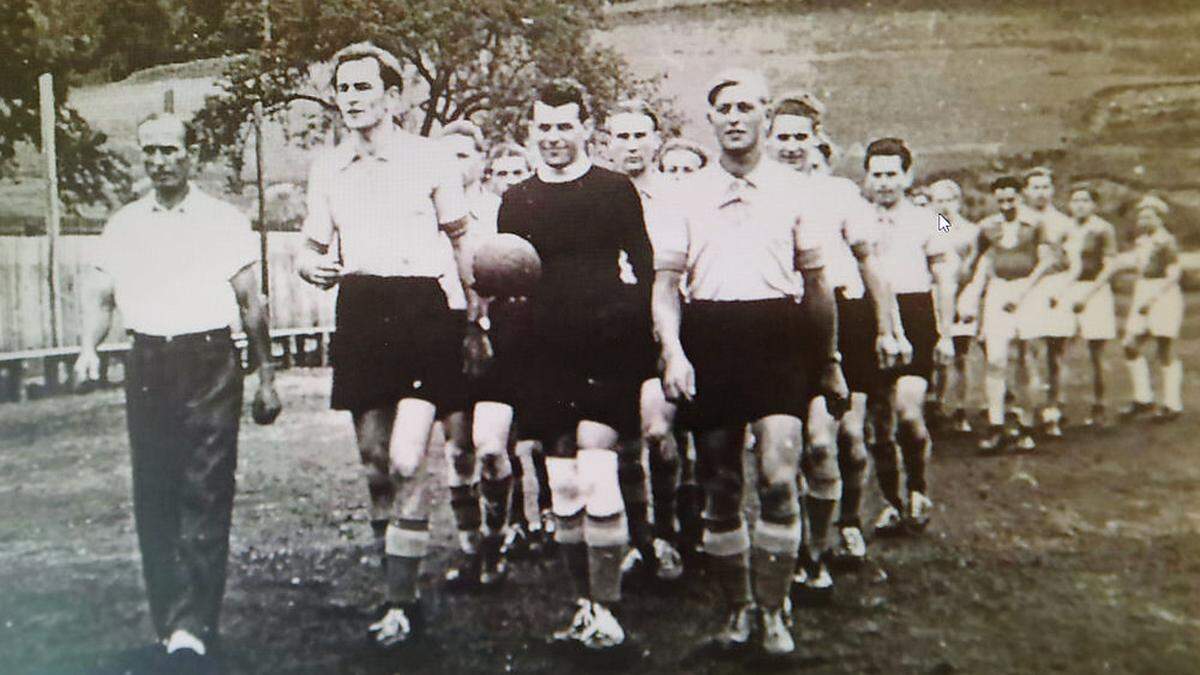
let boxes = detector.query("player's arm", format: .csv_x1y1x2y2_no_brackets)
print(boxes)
957,249,993,323
232,262,282,425
928,248,957,363
1075,226,1117,308
1011,233,1054,307
619,180,655,293
797,232,848,414
298,160,342,289
74,264,116,384
653,269,693,402
851,242,900,368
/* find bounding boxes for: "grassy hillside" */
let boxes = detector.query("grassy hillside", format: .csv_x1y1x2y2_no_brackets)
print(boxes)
4,1,1200,238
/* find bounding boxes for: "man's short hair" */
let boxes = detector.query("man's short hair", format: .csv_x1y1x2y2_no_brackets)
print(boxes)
863,137,912,172
990,175,1022,192
930,178,962,199
705,68,770,107
773,91,824,123
137,112,196,146
656,138,711,171
1067,181,1099,202
531,78,590,122
1021,166,1054,187
487,142,532,166
605,98,660,132
330,42,404,92
440,120,486,152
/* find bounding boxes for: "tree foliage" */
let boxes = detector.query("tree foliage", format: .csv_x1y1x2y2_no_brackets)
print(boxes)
1,0,132,211
194,0,679,189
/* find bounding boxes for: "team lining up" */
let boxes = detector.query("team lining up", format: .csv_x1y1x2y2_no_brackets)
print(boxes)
78,40,1188,665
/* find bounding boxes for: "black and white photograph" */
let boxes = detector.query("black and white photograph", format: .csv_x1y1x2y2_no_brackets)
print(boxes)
0,0,1197,673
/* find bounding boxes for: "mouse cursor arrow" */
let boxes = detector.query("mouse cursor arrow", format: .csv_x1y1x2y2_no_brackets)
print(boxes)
937,213,952,234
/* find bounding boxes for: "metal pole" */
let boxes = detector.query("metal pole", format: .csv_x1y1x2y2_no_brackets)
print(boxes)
38,73,63,348
254,101,269,296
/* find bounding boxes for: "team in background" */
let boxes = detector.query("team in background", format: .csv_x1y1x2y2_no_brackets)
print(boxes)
80,39,1189,668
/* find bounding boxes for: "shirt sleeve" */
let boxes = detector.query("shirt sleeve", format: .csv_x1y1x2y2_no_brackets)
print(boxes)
922,208,954,260
652,196,688,274
794,204,826,271
840,185,880,252
432,149,469,235
301,158,335,249
92,214,121,274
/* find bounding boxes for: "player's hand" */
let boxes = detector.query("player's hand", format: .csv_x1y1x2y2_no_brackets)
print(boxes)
895,332,914,366
875,333,900,370
298,252,342,290
661,350,696,403
1137,304,1150,316
935,336,955,366
1072,301,1086,314
73,349,101,390
1002,301,1018,313
819,362,850,418
463,324,494,379
251,381,282,425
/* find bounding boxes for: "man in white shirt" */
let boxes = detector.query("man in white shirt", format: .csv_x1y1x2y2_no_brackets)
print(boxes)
605,99,689,583
861,138,956,536
74,112,281,670
296,42,475,648
654,69,846,655
766,91,900,585
929,179,981,433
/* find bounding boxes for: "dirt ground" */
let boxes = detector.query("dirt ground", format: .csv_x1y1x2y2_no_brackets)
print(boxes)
1,293,1198,674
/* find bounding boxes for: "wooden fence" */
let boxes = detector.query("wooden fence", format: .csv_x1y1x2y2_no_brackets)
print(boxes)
0,233,335,352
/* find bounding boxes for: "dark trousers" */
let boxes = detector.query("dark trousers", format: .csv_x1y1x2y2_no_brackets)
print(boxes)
124,329,242,642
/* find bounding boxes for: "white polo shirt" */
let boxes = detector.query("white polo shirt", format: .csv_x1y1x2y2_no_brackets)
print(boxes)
794,174,879,299
874,198,953,295
440,186,501,310
93,185,257,336
303,126,469,278
653,158,825,302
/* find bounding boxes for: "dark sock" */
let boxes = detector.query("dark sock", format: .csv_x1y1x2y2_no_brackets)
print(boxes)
588,545,625,604
561,542,589,598
480,476,512,534
804,496,837,560
709,550,753,608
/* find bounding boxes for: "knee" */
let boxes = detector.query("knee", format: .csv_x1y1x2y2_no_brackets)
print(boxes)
1123,344,1140,360
444,440,475,479
546,457,585,517
758,473,800,523
389,456,421,481
804,443,841,501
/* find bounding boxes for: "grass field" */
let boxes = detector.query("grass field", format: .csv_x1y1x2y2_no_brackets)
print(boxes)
1,295,1198,673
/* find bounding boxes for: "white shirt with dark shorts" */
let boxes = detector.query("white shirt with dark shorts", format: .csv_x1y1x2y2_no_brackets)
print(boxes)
874,199,951,382
654,159,826,431
303,130,468,413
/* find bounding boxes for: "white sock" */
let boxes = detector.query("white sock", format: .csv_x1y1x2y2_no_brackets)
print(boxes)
1127,357,1153,404
1163,360,1183,412
166,629,206,655
986,371,1006,426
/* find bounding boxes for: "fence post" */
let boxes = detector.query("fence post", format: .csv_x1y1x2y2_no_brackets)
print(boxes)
38,73,63,348
254,101,269,296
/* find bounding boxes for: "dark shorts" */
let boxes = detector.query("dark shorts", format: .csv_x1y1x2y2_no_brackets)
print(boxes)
471,297,537,411
330,276,464,413
836,292,880,394
893,292,939,381
680,298,810,432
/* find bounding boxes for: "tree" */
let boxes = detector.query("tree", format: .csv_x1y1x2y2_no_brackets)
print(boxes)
1,0,131,212
194,0,679,189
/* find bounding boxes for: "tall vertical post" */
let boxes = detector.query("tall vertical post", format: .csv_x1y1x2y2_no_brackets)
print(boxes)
38,73,63,348
254,101,269,296
164,87,175,113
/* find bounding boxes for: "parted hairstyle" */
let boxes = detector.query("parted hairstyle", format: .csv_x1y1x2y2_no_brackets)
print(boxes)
330,42,404,92
863,137,913,172
530,78,590,122
604,98,661,132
